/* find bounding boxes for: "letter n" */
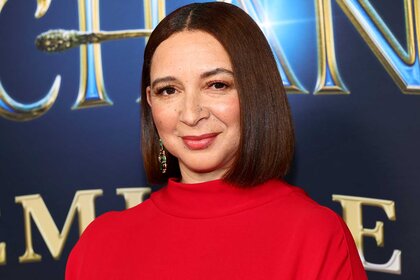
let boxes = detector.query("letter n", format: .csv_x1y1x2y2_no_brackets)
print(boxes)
337,0,420,94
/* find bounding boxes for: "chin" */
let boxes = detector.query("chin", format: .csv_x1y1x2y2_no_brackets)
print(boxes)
181,157,231,174
187,164,220,173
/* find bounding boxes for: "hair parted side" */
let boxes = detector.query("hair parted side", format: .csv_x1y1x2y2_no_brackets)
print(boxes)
141,2,294,187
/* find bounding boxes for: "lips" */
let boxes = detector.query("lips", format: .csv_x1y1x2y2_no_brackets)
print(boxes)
181,133,219,150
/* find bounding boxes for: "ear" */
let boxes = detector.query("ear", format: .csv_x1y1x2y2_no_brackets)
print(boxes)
146,86,152,107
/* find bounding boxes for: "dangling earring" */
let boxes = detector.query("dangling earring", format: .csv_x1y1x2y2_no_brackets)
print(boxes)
158,139,167,174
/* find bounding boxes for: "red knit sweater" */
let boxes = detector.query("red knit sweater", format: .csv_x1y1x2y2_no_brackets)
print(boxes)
66,179,368,279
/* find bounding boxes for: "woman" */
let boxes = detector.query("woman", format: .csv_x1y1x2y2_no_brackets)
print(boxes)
66,2,368,279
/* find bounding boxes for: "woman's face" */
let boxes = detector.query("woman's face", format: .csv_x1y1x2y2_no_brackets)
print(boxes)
147,31,240,183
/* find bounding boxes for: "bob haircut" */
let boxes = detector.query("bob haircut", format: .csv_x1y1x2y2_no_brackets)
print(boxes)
141,2,294,187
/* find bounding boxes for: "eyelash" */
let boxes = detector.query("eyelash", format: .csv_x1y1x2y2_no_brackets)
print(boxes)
155,86,176,96
154,80,231,95
207,80,230,90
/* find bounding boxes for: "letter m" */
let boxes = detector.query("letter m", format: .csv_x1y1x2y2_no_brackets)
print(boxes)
15,190,103,263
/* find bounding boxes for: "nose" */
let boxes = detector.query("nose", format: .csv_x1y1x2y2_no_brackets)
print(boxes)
179,91,210,126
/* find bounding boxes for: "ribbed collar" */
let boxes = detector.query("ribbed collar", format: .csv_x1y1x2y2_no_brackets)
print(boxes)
150,178,295,219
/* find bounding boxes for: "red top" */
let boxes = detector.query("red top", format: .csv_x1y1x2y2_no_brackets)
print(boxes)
66,179,368,280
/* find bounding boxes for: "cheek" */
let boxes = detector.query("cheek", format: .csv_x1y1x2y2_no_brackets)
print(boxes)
214,98,240,126
151,105,177,134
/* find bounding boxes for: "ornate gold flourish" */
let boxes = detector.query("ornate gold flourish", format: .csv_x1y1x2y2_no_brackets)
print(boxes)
36,29,153,52
35,0,51,19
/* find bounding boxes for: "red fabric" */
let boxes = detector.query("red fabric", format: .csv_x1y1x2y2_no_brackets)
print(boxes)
66,179,368,280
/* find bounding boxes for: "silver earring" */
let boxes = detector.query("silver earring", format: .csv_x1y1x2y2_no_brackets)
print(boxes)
158,139,167,174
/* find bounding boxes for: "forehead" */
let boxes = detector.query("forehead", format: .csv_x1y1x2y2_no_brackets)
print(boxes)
150,31,232,76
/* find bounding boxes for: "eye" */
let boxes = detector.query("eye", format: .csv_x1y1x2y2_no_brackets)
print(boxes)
156,86,177,95
209,81,229,90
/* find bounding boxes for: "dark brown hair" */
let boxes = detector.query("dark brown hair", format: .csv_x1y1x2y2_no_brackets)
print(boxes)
141,2,294,187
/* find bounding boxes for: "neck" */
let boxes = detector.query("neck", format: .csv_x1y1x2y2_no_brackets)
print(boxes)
150,178,295,218
179,164,229,184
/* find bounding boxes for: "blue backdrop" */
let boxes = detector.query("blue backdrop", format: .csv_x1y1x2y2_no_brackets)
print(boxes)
0,0,418,279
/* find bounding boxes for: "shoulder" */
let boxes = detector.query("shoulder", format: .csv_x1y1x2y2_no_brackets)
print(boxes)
83,197,156,233
253,180,350,244
69,198,156,250
273,180,344,229
65,199,155,279
272,181,367,279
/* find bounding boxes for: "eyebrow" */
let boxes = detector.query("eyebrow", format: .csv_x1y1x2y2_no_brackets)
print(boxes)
150,68,234,89
200,68,234,79
151,76,176,89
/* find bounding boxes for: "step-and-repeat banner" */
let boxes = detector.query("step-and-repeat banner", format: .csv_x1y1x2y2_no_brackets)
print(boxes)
0,0,418,279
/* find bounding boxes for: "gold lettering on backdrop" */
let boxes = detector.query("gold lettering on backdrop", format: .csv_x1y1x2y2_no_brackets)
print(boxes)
72,0,112,109
143,0,166,33
0,242,5,265
116,187,151,209
336,0,420,94
333,195,401,274
34,0,52,19
0,209,5,265
136,0,166,102
314,0,349,94
0,0,61,121
15,190,103,263
0,0,7,13
218,0,308,94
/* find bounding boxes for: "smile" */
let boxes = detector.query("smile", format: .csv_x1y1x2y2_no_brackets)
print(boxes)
181,133,220,150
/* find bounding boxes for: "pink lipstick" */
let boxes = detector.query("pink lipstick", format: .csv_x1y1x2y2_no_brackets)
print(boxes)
181,133,219,150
